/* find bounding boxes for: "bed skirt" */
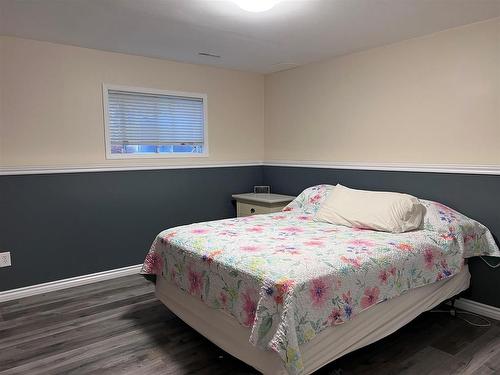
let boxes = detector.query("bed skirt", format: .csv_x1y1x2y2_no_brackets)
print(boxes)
155,266,470,374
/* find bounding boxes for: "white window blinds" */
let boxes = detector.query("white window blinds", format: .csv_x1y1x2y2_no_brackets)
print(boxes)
106,88,205,149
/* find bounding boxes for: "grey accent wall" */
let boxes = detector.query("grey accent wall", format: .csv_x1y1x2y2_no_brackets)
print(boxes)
0,166,262,291
263,166,500,308
2,164,499,308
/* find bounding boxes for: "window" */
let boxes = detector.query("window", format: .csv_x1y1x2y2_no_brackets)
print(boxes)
103,84,208,158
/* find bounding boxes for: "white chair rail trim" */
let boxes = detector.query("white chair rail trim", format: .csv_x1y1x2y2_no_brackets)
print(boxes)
0,161,263,175
264,160,500,175
1,161,499,175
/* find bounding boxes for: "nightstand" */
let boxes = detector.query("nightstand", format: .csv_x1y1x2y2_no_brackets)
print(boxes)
232,193,295,217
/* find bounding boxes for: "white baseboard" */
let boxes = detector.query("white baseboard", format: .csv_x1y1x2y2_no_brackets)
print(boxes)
454,298,500,321
0,264,143,303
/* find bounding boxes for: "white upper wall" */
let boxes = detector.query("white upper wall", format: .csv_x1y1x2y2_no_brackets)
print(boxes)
0,36,265,168
265,18,500,166
1,17,499,170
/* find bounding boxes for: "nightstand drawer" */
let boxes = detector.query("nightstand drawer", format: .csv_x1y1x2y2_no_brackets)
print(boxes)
236,202,285,217
232,193,295,218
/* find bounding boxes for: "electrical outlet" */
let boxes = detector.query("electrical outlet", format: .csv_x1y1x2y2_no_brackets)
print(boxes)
0,252,11,267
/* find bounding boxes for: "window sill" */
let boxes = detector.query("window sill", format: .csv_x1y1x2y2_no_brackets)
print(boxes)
105,152,210,160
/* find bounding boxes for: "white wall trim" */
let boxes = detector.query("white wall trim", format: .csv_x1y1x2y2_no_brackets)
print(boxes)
264,160,500,175
0,161,263,176
454,298,500,321
0,264,143,303
1,160,500,176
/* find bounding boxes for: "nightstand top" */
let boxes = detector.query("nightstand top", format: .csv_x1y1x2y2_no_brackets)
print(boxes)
232,193,295,204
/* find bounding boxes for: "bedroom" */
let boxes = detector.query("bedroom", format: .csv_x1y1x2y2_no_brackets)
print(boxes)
0,0,499,374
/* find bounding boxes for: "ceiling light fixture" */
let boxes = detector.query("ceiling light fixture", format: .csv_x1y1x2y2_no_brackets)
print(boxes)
231,0,282,12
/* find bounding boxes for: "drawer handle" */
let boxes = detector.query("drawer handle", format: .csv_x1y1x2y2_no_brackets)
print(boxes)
250,208,255,213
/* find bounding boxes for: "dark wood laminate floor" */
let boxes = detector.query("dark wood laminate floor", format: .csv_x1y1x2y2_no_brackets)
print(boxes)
1,275,499,375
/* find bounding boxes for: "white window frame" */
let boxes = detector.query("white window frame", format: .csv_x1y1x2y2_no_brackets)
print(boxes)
102,83,209,159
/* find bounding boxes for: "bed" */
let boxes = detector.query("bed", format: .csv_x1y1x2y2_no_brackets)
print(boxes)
141,185,500,375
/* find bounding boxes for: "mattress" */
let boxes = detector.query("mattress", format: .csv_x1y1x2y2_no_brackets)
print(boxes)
141,211,469,374
155,266,471,374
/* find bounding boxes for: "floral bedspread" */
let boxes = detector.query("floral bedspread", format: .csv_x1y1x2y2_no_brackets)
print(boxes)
140,204,494,374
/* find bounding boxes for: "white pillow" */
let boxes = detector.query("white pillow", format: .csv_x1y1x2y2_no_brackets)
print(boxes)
315,185,425,233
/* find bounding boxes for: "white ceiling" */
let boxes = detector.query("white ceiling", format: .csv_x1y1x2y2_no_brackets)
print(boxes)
1,0,499,74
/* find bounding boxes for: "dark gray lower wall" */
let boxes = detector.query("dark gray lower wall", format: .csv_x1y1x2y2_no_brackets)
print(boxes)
0,166,262,291
2,164,499,308
263,166,500,308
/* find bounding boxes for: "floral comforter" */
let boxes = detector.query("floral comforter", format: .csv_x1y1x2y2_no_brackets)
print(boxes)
141,198,500,374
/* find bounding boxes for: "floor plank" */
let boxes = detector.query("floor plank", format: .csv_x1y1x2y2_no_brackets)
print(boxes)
455,326,500,374
1,274,499,375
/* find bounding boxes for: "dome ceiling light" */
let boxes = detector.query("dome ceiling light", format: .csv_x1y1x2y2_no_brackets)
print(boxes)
231,0,282,12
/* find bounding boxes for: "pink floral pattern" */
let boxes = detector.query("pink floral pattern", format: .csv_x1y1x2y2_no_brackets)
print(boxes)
282,184,334,214
421,199,500,258
188,268,203,296
309,277,330,308
360,287,380,309
328,308,343,325
241,288,258,326
141,187,499,375
142,251,163,274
